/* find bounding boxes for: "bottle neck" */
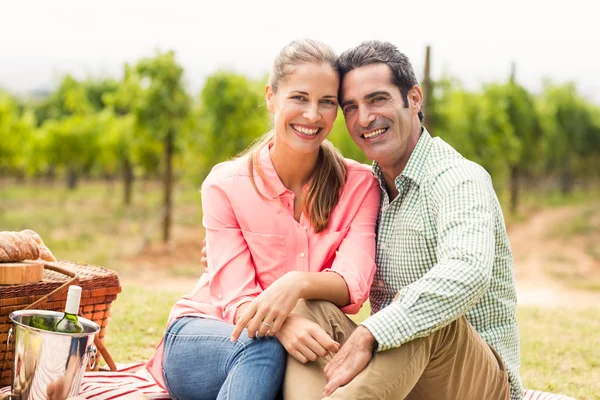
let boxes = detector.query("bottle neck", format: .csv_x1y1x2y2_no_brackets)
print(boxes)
65,291,81,315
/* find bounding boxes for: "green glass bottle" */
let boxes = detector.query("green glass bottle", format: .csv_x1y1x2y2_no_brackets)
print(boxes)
53,285,84,334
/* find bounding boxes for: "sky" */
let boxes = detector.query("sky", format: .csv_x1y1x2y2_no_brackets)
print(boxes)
1,0,599,103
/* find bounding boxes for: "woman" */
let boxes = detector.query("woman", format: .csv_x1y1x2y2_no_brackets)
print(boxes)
147,39,380,400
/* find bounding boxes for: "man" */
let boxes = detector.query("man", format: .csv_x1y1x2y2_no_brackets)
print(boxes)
284,41,521,400
202,41,522,400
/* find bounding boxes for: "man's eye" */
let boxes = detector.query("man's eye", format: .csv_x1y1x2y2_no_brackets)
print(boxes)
343,105,356,113
373,97,385,102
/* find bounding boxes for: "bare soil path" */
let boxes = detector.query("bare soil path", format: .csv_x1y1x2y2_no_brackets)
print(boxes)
509,203,600,307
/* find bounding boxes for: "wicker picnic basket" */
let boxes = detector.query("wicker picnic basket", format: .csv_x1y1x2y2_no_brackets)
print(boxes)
0,260,121,386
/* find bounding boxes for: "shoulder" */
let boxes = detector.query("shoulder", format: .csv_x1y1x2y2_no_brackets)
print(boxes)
201,155,251,191
343,158,380,197
425,137,491,187
344,158,376,181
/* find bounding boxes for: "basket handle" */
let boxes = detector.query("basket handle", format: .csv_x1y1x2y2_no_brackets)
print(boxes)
24,261,79,310
2,261,117,375
0,261,79,381
33,261,118,372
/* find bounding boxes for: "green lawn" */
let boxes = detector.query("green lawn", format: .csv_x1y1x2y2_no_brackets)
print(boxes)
3,181,599,398
106,284,600,399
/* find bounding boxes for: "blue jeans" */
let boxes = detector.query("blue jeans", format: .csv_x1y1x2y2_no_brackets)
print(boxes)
162,316,286,400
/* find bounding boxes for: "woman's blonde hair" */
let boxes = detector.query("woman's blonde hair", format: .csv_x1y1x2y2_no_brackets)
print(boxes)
243,39,347,233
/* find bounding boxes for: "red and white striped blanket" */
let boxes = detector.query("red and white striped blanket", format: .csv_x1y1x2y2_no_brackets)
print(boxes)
1,362,576,400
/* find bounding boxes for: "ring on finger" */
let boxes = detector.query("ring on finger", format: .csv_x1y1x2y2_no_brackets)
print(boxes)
261,321,273,328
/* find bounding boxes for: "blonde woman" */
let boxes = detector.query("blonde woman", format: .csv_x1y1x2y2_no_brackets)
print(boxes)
147,39,380,400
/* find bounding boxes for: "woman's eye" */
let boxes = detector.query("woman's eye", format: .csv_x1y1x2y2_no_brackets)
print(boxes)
291,96,306,101
322,99,336,105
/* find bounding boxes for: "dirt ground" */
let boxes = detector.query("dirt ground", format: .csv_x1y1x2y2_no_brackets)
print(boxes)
509,203,600,308
122,203,600,308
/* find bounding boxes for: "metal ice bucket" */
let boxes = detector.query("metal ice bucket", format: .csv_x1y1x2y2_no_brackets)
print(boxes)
7,310,99,400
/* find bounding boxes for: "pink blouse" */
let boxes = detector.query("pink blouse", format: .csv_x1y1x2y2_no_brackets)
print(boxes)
147,144,380,387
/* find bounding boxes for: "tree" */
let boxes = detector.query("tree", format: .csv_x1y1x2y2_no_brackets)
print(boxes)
40,112,106,189
435,82,520,195
100,66,147,205
191,71,268,182
132,51,191,242
505,70,544,213
537,82,598,194
0,92,36,177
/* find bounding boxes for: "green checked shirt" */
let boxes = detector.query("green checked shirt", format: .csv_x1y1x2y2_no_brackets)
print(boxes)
361,129,523,400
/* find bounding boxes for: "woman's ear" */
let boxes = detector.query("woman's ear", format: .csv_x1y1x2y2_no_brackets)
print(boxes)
266,84,275,114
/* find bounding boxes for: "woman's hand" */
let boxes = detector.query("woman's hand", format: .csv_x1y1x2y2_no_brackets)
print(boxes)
276,314,339,363
230,272,303,341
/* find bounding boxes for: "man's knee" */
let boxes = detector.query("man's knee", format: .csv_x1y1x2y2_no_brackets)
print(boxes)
292,299,343,319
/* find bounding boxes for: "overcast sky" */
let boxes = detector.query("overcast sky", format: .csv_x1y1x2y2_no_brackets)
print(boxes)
1,0,598,103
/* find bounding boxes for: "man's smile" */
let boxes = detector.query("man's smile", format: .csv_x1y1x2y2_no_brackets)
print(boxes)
361,127,389,140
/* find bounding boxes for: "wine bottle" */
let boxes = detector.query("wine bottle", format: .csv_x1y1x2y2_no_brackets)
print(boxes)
53,285,84,334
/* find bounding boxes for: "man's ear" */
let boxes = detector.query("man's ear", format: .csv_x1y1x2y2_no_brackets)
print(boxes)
266,84,275,114
408,85,423,114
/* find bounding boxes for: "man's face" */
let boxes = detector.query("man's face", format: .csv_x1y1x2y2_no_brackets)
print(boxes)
340,63,421,168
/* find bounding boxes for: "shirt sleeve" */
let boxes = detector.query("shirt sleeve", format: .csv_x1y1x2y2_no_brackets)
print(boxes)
361,165,495,350
202,178,262,324
322,177,380,314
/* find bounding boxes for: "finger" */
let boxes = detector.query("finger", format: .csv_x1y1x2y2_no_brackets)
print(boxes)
324,355,339,378
295,343,319,362
201,238,206,255
266,311,286,336
256,319,272,338
304,336,329,358
258,311,277,337
290,349,308,364
230,304,257,341
322,373,350,397
312,329,340,354
246,307,268,338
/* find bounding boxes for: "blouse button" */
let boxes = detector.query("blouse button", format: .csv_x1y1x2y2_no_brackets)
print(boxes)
303,226,307,231
300,252,305,258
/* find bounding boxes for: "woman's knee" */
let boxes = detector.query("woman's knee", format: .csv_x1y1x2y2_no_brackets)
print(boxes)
248,336,286,361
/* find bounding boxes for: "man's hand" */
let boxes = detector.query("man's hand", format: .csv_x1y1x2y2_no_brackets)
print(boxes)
276,314,339,363
322,326,376,397
230,272,303,341
201,238,208,274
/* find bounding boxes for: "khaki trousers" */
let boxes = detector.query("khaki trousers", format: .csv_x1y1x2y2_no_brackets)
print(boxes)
283,300,509,400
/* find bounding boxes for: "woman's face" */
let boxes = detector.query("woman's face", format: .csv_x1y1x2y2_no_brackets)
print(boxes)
266,62,340,155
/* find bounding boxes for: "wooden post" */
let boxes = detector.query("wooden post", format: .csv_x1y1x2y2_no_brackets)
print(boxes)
422,45,434,132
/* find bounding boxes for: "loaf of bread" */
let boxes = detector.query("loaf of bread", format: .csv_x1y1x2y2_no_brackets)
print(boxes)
0,230,56,263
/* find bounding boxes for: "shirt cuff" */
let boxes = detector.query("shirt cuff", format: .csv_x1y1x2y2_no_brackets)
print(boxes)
321,267,369,315
223,297,255,324
360,301,416,351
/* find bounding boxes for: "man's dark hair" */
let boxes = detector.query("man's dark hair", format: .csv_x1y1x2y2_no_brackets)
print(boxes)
337,41,423,122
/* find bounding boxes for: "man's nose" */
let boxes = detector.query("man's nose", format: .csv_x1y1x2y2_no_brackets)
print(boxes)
358,106,375,127
303,103,321,123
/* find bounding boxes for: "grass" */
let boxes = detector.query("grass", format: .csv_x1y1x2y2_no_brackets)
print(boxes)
2,180,600,398
0,179,203,275
518,307,600,399
105,285,600,399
